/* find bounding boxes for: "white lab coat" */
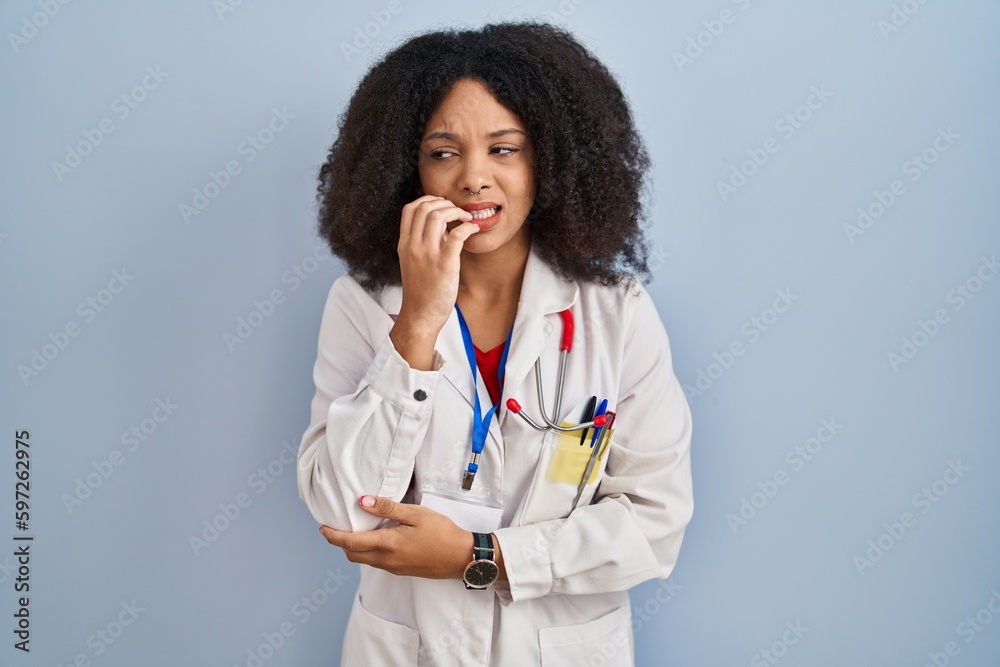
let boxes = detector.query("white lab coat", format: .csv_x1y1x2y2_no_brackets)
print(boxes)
297,242,693,666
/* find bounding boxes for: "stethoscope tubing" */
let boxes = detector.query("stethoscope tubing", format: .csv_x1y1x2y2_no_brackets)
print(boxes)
507,309,606,433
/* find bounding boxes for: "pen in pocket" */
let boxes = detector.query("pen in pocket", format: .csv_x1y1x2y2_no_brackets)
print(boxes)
579,396,597,446
589,399,608,449
572,413,613,508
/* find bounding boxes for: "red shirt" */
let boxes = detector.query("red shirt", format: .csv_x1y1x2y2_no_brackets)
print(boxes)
474,341,506,405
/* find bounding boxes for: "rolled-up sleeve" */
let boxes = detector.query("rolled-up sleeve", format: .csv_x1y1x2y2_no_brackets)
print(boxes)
297,276,444,531
493,283,693,605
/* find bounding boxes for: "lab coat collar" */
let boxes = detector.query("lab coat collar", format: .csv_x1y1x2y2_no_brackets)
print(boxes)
377,242,579,421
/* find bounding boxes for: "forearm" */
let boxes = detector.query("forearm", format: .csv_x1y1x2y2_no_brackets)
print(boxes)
298,334,443,531
492,477,692,604
389,311,439,371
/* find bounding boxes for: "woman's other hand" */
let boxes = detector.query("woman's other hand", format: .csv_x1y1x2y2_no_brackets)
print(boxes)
318,495,472,580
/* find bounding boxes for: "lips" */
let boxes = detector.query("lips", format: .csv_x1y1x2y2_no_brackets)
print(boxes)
461,201,500,210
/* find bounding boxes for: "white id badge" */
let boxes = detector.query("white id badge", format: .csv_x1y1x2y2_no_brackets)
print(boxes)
418,478,505,533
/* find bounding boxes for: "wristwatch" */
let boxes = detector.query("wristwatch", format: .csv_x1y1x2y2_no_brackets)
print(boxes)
463,532,499,589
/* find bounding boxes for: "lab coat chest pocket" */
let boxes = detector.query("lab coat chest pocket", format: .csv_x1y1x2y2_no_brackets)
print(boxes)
516,396,614,526
538,604,633,666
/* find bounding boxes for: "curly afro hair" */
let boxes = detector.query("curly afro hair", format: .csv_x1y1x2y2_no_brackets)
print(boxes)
316,21,653,293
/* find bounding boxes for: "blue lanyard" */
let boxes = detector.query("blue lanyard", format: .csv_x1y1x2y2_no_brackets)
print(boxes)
454,304,513,475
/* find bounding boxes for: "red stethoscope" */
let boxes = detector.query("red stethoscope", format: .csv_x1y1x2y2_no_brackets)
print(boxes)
506,309,609,432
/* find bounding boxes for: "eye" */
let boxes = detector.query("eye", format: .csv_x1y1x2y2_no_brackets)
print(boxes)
428,146,520,160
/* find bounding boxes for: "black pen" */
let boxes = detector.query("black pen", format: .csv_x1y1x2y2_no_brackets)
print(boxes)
579,395,597,446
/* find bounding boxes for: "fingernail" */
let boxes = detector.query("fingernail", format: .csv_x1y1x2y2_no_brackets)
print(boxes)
359,495,375,507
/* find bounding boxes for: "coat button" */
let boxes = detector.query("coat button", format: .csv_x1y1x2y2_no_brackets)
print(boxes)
413,389,427,401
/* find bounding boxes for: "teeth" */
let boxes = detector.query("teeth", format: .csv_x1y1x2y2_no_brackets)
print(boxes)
469,207,498,219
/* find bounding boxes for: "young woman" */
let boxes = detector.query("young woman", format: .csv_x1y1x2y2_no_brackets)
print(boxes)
297,21,693,666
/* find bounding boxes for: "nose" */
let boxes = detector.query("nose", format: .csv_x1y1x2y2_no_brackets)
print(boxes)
457,151,491,196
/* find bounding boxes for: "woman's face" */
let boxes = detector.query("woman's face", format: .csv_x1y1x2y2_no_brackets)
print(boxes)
417,78,536,255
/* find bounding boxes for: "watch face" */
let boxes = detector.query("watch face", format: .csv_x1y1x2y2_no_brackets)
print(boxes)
464,559,499,587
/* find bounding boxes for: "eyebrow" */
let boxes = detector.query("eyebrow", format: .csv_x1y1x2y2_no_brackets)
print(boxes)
421,128,526,143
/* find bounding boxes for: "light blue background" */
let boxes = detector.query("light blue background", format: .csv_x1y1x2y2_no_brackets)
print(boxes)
2,1,998,665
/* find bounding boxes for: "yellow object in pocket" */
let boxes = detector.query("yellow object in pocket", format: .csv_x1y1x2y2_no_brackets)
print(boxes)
548,421,614,485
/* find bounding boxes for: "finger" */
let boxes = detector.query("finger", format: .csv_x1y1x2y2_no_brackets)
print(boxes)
422,205,473,246
359,495,417,524
318,525,381,552
442,221,481,255
408,199,455,251
400,196,445,246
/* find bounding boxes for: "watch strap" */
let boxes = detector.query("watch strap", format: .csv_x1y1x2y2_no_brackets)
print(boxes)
472,532,494,561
